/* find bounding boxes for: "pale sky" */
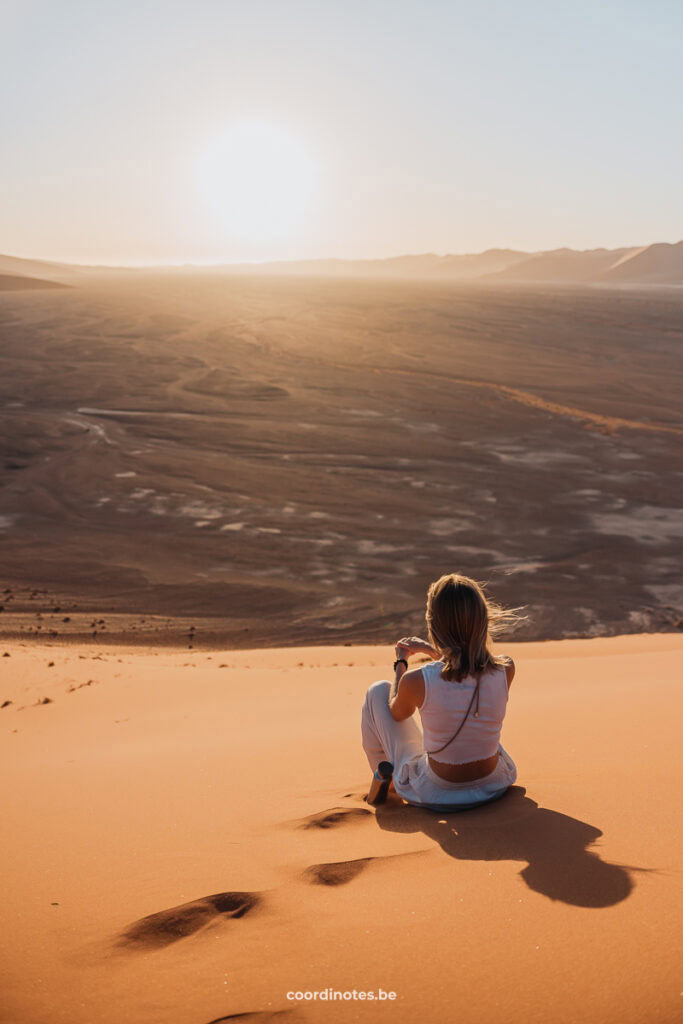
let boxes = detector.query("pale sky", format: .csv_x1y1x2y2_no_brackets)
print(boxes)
2,0,682,265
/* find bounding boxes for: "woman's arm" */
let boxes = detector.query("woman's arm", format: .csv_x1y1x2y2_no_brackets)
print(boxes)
388,638,427,721
389,668,425,721
389,657,407,704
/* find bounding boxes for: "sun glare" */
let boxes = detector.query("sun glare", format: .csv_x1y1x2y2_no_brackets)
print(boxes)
198,121,318,249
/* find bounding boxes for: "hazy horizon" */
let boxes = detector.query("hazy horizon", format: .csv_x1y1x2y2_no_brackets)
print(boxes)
3,0,682,265
6,237,683,271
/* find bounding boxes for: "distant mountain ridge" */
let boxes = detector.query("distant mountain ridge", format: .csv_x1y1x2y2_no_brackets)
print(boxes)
1,241,682,285
236,249,533,279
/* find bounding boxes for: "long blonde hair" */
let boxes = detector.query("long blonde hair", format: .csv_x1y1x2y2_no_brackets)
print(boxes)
426,573,526,682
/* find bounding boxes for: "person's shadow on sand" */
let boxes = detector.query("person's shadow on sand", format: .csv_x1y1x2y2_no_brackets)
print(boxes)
374,785,650,907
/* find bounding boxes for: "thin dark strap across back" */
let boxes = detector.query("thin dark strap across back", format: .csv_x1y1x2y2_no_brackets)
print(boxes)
424,673,482,757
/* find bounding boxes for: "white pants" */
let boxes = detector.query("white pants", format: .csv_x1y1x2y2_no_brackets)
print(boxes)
361,680,517,811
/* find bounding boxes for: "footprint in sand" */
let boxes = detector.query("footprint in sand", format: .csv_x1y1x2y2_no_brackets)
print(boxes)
301,857,376,886
118,798,386,955
293,806,372,830
207,1012,298,1024
343,787,381,803
301,851,423,887
118,891,262,950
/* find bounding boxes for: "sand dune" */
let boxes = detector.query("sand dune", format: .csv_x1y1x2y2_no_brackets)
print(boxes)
487,242,683,285
0,253,85,283
1,633,681,1023
599,240,683,285
0,273,67,291
486,247,640,283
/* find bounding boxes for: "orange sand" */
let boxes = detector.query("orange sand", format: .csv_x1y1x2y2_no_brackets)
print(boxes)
2,634,682,1024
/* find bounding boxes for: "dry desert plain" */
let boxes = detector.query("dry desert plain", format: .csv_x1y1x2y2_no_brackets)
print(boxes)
0,271,682,648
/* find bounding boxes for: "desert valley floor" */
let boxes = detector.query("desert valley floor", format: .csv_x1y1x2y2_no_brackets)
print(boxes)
0,273,681,647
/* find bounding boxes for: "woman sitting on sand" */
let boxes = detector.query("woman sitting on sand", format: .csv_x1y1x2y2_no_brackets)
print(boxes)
361,573,521,810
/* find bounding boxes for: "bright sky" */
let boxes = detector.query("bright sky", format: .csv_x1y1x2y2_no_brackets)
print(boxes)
2,0,682,265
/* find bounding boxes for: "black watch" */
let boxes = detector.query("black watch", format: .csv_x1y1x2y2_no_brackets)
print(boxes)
393,658,408,671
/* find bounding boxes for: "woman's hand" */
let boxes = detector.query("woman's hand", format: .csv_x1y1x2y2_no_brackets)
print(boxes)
395,636,437,660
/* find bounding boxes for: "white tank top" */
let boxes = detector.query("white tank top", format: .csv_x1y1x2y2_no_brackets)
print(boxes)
418,659,509,765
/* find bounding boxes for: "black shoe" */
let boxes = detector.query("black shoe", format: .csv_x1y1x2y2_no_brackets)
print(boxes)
366,761,394,806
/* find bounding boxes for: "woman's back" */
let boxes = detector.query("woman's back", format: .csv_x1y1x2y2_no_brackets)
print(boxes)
418,659,509,765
